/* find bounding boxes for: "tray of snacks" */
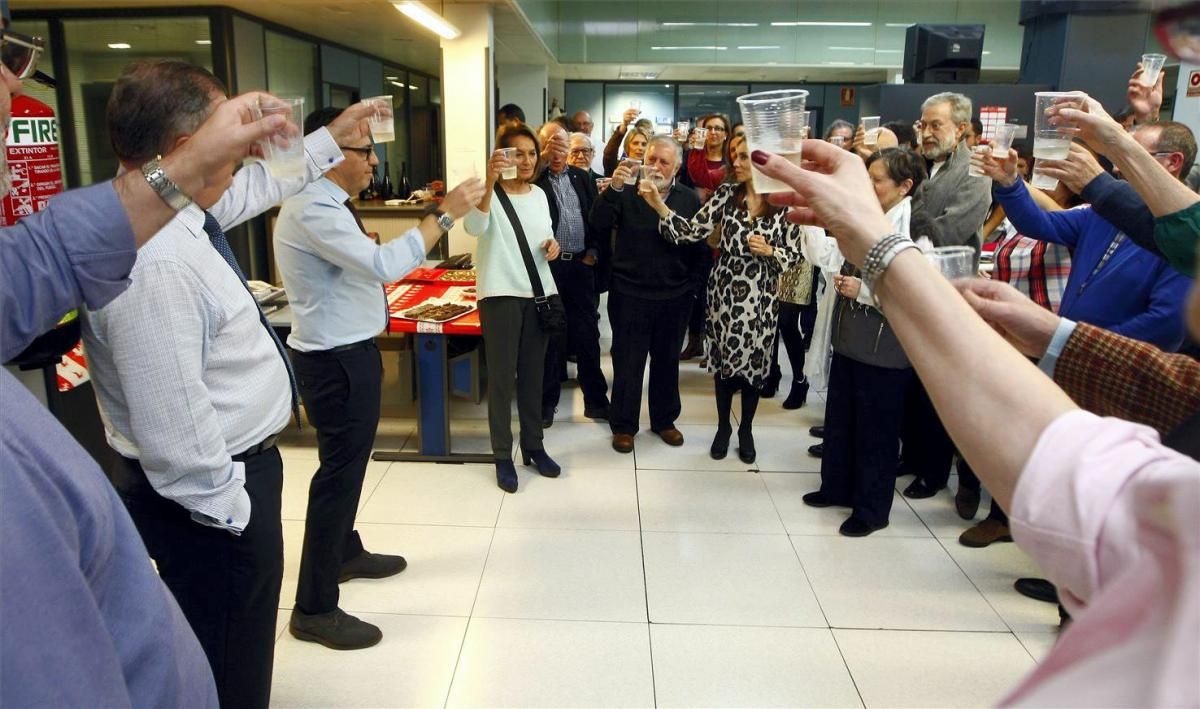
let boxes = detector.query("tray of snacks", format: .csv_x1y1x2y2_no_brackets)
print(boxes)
396,299,476,324
437,269,476,283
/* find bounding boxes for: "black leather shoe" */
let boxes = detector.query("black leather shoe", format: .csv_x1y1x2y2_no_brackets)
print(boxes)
583,405,610,421
289,608,382,650
1014,577,1059,605
903,479,943,499
802,490,844,508
808,442,823,458
809,426,825,438
339,551,407,583
521,448,561,477
710,426,732,460
839,515,888,537
737,429,756,464
955,485,981,520
541,409,554,429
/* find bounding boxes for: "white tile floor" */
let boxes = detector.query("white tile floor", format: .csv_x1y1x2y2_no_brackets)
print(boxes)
271,342,1062,708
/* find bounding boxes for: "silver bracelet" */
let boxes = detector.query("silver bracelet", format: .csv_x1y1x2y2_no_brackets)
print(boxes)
861,232,918,294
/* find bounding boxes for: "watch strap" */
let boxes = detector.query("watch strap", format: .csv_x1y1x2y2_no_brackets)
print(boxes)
861,232,918,298
141,158,193,212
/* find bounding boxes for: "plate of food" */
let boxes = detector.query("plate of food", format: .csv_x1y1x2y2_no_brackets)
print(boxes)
437,269,476,283
396,299,475,323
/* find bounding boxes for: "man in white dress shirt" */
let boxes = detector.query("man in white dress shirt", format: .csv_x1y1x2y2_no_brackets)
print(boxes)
81,60,372,709
273,106,483,649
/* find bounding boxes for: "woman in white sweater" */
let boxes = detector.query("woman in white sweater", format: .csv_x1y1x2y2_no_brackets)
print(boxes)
465,124,561,493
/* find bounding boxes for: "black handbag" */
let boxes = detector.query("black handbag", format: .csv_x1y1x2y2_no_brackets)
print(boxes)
491,184,568,338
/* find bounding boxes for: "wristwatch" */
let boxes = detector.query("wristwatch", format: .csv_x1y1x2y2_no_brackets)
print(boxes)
141,157,193,211
432,209,455,233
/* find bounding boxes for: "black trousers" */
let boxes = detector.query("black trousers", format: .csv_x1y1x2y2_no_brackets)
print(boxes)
899,376,957,489
290,341,382,615
543,258,609,412
820,353,912,527
770,300,819,383
114,448,284,709
480,296,548,458
607,288,692,435
687,249,713,336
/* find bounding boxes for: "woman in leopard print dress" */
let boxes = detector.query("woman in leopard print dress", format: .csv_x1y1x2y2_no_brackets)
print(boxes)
639,135,802,464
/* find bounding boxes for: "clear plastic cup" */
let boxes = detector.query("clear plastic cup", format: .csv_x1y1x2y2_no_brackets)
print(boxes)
801,110,813,139
736,89,809,193
639,164,662,189
621,158,642,186
1031,160,1059,190
498,147,518,180
926,245,977,279
1140,53,1167,87
252,96,306,179
861,115,881,146
991,123,1019,156
677,120,690,133
691,126,708,149
629,99,642,116
1033,92,1078,191
364,95,395,143
968,144,991,177
595,177,612,192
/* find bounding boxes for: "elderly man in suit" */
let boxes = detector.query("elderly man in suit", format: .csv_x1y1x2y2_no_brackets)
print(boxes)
901,91,993,502
535,121,611,426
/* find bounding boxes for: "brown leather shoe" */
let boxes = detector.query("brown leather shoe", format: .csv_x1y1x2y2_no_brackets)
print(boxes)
656,428,685,446
958,519,1014,548
612,433,635,453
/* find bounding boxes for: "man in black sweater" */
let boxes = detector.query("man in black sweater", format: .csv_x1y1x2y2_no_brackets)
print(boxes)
590,136,701,453
534,122,610,426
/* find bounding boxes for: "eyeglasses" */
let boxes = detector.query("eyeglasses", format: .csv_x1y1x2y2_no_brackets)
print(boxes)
568,148,594,156
340,144,376,158
1,29,46,81
706,125,727,133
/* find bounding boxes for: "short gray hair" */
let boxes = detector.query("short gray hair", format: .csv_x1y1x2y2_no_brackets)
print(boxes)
646,135,682,163
922,92,973,126
569,132,593,150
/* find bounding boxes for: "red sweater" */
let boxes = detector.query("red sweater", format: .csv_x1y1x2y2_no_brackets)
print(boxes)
687,150,726,191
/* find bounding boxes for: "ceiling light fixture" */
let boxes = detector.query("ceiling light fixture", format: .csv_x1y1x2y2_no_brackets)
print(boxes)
738,45,781,50
828,46,874,51
393,1,461,40
651,45,727,51
661,22,759,27
823,61,857,66
107,42,131,49
772,21,872,27
195,39,212,45
885,23,913,28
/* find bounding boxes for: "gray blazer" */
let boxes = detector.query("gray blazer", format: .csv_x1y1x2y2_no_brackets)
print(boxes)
912,140,991,254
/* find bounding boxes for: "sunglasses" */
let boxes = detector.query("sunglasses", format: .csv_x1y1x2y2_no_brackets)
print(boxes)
1,29,46,82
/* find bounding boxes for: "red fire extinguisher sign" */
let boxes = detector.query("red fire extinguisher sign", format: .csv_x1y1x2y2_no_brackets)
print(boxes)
3,94,64,226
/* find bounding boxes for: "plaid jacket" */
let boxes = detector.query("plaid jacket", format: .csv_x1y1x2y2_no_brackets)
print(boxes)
992,220,1072,313
1055,322,1200,435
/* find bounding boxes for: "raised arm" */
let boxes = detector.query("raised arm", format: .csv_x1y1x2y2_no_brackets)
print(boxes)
648,182,731,245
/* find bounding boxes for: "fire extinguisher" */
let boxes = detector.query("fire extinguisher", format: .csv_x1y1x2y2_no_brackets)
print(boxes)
4,93,79,378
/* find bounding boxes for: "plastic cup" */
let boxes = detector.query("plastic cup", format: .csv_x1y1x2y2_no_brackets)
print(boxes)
677,120,690,133
926,245,977,279
1140,53,1167,87
252,96,306,179
691,126,708,148
991,123,1018,156
498,147,518,180
364,95,395,143
801,110,813,139
736,89,809,193
639,164,662,189
1031,160,1059,191
629,99,642,116
595,177,612,192
861,115,881,146
968,144,990,177
621,158,641,185
1034,91,1076,159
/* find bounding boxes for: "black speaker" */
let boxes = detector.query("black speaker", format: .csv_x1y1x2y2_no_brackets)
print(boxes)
903,24,986,84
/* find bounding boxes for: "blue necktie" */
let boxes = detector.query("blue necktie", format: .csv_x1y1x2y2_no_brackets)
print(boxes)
202,211,301,427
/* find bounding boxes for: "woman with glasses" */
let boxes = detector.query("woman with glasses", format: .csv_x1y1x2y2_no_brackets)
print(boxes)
466,124,563,494
686,113,731,198
640,134,803,464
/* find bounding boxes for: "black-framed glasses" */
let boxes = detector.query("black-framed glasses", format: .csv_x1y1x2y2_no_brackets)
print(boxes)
1,29,45,81
339,144,376,158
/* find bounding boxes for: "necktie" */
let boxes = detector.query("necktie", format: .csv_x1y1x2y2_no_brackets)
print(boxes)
202,211,301,427
343,199,392,334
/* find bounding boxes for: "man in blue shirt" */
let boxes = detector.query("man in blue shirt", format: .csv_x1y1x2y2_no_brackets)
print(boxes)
273,106,484,649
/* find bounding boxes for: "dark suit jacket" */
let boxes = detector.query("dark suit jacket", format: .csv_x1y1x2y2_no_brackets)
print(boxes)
535,165,611,292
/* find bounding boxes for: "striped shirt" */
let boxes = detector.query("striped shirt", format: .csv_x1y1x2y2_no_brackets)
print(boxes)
546,168,586,254
992,219,1072,313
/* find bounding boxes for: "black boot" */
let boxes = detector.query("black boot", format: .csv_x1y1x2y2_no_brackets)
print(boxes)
521,448,562,477
710,426,732,459
737,428,756,464
737,382,760,464
495,459,518,493
712,375,736,459
781,378,809,410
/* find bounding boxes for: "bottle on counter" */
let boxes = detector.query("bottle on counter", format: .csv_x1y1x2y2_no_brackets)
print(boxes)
359,165,378,201
399,162,412,200
381,160,394,200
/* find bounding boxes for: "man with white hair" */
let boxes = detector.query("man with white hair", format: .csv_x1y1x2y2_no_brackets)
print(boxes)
590,136,700,453
911,91,989,252
568,132,604,182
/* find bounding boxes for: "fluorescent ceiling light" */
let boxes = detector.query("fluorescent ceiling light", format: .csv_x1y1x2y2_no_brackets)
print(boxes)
393,1,461,40
738,45,781,50
385,75,399,80
875,49,901,53
982,51,992,55
651,46,727,50
661,22,759,27
772,21,872,27
828,46,874,51
108,42,131,49
195,39,212,45
823,61,857,66
885,23,913,28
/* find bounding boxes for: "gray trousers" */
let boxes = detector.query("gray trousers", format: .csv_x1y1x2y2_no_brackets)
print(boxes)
479,296,548,459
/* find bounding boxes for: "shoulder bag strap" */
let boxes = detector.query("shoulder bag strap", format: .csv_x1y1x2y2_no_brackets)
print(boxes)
492,183,548,301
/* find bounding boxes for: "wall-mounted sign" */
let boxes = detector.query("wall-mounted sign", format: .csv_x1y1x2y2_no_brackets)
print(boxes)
1187,69,1200,97
840,87,855,107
